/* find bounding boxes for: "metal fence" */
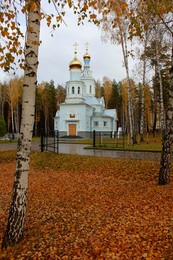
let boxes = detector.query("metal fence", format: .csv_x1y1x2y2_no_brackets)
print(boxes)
40,130,59,153
93,130,125,148
40,130,125,153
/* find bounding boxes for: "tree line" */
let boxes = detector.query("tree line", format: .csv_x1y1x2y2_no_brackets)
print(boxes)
0,78,64,136
0,66,170,138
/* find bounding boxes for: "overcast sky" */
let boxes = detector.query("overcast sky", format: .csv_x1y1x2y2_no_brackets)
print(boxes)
0,7,136,87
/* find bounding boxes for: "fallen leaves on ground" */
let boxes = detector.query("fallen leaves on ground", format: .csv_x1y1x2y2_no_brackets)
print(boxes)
0,151,172,259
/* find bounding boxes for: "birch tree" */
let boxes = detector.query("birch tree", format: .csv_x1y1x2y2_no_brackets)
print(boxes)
121,79,129,133
154,23,166,131
159,28,173,184
143,37,169,134
130,0,173,184
144,84,153,132
98,1,135,143
2,0,41,248
140,31,148,141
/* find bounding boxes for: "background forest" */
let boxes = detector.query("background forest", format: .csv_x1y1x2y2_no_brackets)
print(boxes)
0,56,171,138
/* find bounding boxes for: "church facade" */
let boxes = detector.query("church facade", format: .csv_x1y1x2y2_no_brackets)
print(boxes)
54,44,118,138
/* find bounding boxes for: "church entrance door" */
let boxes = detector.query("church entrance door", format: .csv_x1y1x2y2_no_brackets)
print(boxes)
68,124,76,136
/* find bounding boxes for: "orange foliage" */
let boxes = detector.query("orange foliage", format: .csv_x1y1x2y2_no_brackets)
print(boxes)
0,153,172,258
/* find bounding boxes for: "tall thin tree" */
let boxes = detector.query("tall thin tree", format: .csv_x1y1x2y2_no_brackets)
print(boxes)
2,0,41,247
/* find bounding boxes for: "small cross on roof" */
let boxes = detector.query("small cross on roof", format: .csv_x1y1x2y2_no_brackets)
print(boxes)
73,42,78,54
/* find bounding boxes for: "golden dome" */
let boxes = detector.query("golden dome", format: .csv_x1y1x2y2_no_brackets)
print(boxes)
69,57,82,69
83,42,91,60
83,50,90,60
69,42,82,69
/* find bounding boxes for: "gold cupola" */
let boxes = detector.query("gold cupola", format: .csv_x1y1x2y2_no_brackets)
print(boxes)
69,42,82,69
83,42,91,60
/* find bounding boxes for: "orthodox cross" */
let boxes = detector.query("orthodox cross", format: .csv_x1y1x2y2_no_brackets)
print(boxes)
85,42,89,51
73,42,78,54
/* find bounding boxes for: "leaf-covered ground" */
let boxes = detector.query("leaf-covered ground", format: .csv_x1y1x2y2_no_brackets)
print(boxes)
0,151,172,259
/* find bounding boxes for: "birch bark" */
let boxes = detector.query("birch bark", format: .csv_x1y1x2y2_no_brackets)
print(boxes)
2,0,40,248
159,36,173,185
155,24,165,131
140,32,148,141
119,24,134,144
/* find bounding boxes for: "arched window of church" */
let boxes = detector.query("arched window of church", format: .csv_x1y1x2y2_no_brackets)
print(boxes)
72,86,75,94
78,87,80,94
90,85,92,93
70,113,75,118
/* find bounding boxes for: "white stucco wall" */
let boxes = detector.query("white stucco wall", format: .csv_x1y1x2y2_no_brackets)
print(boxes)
57,104,90,134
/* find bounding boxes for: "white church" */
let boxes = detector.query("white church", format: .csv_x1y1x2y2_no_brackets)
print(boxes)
54,44,118,138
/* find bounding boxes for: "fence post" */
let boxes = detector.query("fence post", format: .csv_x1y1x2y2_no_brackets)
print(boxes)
45,132,48,151
54,131,56,153
100,132,103,146
56,130,59,153
115,132,118,147
93,130,96,148
123,132,125,148
40,129,44,152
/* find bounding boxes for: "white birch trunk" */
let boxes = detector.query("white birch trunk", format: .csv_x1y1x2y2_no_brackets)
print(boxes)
140,65,145,140
159,38,173,185
2,0,40,248
119,25,134,144
140,32,148,141
155,24,165,131
10,103,15,134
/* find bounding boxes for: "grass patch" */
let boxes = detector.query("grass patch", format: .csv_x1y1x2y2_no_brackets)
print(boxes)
92,133,163,151
94,143,162,151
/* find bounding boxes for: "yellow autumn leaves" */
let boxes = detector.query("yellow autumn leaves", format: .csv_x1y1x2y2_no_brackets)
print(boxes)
0,152,172,258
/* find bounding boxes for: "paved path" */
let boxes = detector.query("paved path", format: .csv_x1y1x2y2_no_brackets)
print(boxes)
0,142,162,161
0,142,41,151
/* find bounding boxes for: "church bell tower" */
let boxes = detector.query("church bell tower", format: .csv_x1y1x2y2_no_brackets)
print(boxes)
65,43,85,103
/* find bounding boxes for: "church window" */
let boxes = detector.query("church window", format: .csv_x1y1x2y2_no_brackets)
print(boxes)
70,114,75,118
78,87,80,94
90,85,92,93
94,121,99,127
104,121,107,127
72,86,75,94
